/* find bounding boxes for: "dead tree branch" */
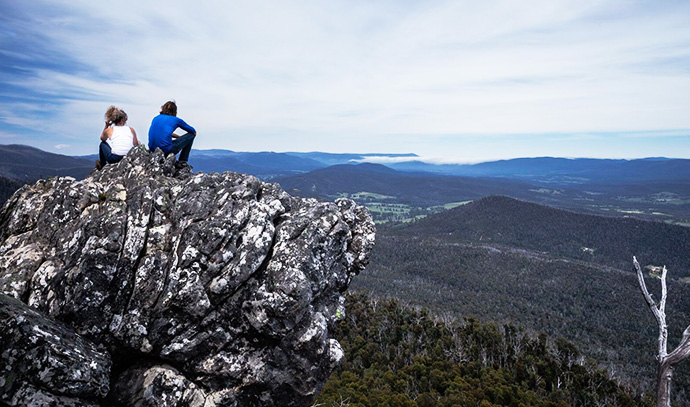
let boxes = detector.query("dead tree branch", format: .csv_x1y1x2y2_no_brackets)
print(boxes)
633,256,690,407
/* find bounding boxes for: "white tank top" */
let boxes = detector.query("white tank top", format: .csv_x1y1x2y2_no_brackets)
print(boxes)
107,126,135,156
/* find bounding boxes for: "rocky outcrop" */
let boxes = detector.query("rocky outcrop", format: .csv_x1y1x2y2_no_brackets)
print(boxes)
0,147,375,406
0,293,111,406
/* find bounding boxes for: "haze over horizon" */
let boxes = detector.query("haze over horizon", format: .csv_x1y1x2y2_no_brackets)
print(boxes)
2,1,690,162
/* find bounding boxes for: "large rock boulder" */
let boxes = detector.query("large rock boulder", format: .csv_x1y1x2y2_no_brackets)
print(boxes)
0,293,111,406
0,147,375,406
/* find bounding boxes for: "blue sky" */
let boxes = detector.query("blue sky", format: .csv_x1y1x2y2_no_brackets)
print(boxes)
1,0,690,163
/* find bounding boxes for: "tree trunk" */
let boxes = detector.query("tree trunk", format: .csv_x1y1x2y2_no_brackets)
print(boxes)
657,362,673,407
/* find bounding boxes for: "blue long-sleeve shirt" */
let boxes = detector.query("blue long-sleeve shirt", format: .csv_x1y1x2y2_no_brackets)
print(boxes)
148,114,196,153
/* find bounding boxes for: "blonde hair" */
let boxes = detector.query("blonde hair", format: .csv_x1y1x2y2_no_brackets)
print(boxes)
105,106,128,125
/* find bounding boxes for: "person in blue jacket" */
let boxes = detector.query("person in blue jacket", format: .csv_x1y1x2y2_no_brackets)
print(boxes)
148,101,197,164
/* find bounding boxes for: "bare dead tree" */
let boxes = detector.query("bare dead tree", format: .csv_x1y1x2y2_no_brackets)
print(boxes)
633,256,690,407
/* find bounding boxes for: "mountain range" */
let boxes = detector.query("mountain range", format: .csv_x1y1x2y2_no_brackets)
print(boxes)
71,146,690,184
3,143,688,186
387,156,690,182
204,152,690,186
3,144,690,225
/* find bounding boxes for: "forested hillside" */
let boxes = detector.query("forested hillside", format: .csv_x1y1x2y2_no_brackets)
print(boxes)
352,196,690,404
0,176,23,207
275,162,690,226
0,144,92,181
315,294,651,407
276,163,540,207
392,195,690,274
0,145,93,207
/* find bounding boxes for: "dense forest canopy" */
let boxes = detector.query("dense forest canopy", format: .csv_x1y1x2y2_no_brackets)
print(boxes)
348,197,690,405
315,294,652,407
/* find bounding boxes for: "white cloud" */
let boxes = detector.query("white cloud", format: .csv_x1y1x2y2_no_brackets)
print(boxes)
354,156,422,164
1,0,690,159
54,144,70,149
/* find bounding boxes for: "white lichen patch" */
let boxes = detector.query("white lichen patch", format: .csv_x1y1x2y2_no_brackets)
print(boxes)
181,246,200,262
328,339,344,366
198,352,245,377
344,252,355,267
67,229,82,249
115,190,127,201
32,325,60,340
265,198,285,215
217,191,230,206
7,280,26,298
192,174,204,184
28,261,59,307
109,314,123,332
242,353,268,383
162,337,194,354
209,277,228,294
240,223,266,248
140,338,152,353
221,250,234,263
298,313,326,345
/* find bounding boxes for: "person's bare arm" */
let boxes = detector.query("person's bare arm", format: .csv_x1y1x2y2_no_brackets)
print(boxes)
100,122,112,142
171,133,181,139
131,127,140,146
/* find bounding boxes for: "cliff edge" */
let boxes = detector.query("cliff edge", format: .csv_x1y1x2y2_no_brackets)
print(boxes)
0,147,375,406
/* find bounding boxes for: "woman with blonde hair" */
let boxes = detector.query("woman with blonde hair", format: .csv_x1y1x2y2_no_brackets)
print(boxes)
95,106,140,170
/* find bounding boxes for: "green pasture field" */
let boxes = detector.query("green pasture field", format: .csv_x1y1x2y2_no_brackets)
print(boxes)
332,193,475,223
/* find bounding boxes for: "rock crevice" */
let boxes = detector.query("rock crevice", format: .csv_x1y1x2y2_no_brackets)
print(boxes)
0,148,375,406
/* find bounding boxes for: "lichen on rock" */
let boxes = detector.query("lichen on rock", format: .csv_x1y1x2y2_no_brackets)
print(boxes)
0,147,375,406
0,293,112,406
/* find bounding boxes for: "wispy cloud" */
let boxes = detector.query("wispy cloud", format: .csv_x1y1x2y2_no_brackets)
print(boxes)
0,130,20,140
1,0,689,159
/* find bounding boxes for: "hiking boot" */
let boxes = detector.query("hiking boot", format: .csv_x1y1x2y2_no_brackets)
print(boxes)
173,161,193,178
95,160,103,170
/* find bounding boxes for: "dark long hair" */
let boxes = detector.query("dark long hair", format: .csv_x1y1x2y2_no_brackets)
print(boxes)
160,101,177,116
